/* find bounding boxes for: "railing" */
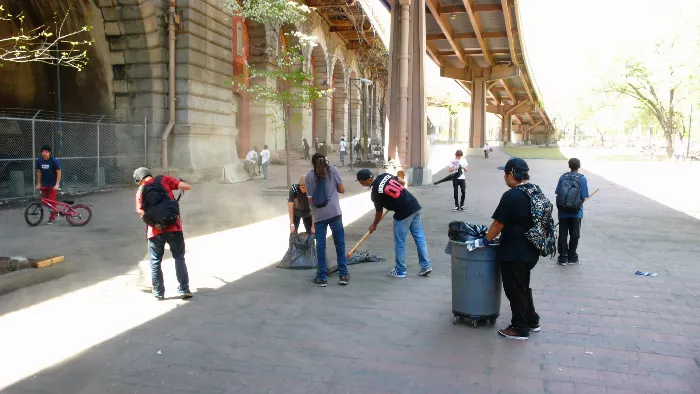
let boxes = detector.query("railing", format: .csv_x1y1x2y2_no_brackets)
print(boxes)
0,109,147,201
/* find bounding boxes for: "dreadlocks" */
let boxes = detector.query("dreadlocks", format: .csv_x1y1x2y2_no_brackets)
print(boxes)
312,153,328,179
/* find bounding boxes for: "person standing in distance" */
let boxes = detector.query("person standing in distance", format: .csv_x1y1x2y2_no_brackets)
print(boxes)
305,153,350,287
555,158,589,266
356,169,433,278
449,150,468,211
466,158,540,340
35,145,62,224
339,137,347,167
134,167,193,300
261,145,271,181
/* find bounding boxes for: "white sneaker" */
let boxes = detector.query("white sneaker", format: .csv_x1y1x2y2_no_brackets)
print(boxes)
452,206,459,211
387,269,407,278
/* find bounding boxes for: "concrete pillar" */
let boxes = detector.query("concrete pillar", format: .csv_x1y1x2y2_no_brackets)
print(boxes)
469,68,489,149
387,0,429,176
315,92,332,145
506,114,512,144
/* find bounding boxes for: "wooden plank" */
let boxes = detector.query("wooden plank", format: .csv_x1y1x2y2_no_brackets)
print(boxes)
437,4,502,13
32,256,65,269
461,0,493,65
426,31,507,41
426,0,468,66
500,79,516,103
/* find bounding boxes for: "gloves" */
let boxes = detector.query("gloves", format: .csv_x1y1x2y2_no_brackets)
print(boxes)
466,237,490,252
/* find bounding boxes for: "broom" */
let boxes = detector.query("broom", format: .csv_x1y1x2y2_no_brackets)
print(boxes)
346,210,390,259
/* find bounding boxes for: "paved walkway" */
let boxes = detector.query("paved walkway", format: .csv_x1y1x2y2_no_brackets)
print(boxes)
1,150,700,393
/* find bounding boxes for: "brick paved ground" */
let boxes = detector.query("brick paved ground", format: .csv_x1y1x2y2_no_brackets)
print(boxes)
1,149,699,393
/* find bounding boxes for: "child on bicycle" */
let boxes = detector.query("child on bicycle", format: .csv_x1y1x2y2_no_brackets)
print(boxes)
35,145,62,225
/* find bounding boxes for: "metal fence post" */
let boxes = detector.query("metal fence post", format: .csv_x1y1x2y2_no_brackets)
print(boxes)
144,117,148,166
97,116,104,188
31,110,41,196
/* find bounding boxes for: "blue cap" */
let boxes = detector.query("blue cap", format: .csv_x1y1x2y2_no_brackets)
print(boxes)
497,157,529,173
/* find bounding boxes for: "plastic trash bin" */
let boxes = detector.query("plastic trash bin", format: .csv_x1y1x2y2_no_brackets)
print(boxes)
449,239,501,328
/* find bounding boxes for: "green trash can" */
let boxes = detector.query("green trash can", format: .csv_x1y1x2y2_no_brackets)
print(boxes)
449,240,501,328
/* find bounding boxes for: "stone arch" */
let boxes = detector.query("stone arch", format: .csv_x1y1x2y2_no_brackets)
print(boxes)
233,16,251,158
331,54,347,144
246,20,278,155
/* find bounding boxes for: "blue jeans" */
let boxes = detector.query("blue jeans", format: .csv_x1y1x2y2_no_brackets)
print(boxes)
148,231,190,296
339,151,345,166
393,210,431,274
314,215,349,280
262,162,269,180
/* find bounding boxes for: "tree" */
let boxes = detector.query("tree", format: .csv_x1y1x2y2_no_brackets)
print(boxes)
605,34,700,157
427,94,461,142
0,5,93,70
225,0,330,187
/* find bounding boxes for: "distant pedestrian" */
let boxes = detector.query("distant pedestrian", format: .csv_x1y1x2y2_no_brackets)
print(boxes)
244,147,259,179
288,175,312,234
133,167,192,300
555,158,589,266
483,143,491,159
303,138,310,160
261,145,271,181
305,153,349,287
35,145,62,225
356,169,433,278
449,150,468,211
339,137,347,167
466,158,541,340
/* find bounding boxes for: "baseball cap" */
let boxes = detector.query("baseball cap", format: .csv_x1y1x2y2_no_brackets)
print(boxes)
356,169,373,182
497,157,529,173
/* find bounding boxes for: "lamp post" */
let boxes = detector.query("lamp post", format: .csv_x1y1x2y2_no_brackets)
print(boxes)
348,77,372,170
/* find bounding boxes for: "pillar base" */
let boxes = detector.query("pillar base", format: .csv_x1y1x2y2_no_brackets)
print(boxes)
404,167,433,187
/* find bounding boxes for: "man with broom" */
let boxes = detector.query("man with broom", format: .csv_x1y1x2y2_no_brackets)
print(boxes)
356,169,433,278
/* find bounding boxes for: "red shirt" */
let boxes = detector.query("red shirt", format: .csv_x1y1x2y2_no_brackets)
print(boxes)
136,176,183,239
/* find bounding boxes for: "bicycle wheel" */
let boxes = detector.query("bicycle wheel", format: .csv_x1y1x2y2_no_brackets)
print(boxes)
24,202,44,227
66,204,92,226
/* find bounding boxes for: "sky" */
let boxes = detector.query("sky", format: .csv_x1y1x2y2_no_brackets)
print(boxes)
519,0,700,120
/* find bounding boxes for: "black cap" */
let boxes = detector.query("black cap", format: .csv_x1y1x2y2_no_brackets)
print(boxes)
497,157,529,173
40,145,51,153
356,169,373,182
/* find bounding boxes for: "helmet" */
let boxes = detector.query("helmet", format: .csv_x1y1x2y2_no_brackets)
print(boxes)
133,167,152,184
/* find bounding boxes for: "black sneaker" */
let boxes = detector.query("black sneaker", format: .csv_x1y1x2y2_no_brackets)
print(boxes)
568,256,579,264
529,324,541,332
452,206,459,211
459,205,465,211
498,325,529,340
418,268,433,276
181,291,193,300
310,277,327,287
339,275,350,286
154,294,165,301
557,257,568,266
46,220,55,225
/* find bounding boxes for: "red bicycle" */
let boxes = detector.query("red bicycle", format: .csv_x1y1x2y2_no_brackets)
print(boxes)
24,190,92,227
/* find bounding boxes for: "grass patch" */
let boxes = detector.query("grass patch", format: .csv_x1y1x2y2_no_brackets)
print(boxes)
502,147,567,160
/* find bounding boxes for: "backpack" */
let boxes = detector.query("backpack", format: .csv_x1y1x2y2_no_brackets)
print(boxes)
139,176,180,230
515,183,557,258
311,168,331,208
556,173,583,212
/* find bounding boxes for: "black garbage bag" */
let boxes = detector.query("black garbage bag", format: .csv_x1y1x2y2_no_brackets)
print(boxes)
448,221,488,242
277,232,317,269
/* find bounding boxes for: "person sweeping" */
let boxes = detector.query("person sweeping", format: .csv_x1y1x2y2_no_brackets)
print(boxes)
356,169,433,278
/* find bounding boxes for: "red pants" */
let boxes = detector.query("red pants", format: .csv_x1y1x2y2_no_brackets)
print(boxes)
40,186,58,221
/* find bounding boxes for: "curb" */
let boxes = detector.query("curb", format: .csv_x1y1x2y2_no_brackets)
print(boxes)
0,256,68,296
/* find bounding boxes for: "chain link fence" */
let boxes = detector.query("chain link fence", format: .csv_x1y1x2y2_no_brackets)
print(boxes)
0,109,146,202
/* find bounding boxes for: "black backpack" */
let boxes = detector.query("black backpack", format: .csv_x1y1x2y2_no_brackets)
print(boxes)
139,176,180,230
556,173,583,212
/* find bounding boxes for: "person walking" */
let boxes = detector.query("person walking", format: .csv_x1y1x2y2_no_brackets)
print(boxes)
356,169,433,278
261,145,271,181
449,150,468,211
288,175,312,233
483,143,491,159
466,158,540,340
555,158,589,266
339,137,347,167
305,153,350,287
35,145,62,224
133,167,193,300
302,138,310,160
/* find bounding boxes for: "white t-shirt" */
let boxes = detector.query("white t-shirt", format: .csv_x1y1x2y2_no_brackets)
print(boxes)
449,157,468,180
483,144,490,151
339,140,346,152
245,150,257,162
261,149,271,164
